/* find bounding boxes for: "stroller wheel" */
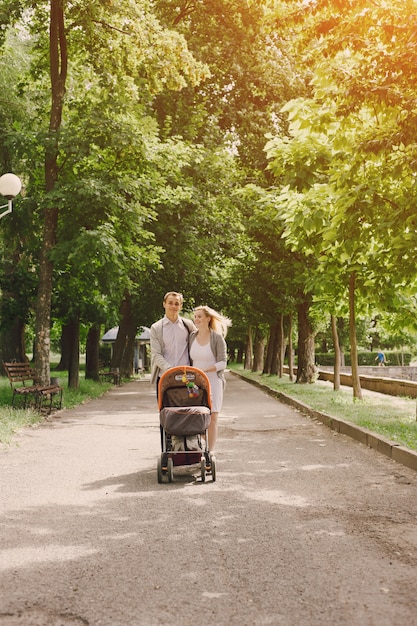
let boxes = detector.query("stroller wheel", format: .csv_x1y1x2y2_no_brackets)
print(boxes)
210,456,216,482
167,457,174,483
200,456,206,483
157,456,163,483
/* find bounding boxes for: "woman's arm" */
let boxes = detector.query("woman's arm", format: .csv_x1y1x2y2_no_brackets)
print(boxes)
206,332,227,372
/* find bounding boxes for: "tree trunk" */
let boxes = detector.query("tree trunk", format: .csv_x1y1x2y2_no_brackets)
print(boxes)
244,326,253,370
0,317,27,363
278,313,285,378
287,315,294,381
236,345,244,364
121,333,136,378
34,0,68,385
337,317,346,366
252,328,264,372
67,316,80,389
296,296,316,384
35,209,58,384
120,318,137,379
331,314,341,391
54,323,72,371
85,324,101,381
270,322,280,376
349,273,362,400
112,293,137,378
262,324,276,374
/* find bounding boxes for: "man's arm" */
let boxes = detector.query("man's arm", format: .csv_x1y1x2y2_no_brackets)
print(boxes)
150,323,172,374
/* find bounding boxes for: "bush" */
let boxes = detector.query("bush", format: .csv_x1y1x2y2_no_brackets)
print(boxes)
315,351,413,366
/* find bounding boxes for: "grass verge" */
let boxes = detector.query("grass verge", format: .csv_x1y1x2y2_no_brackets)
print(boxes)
0,371,112,445
229,364,417,451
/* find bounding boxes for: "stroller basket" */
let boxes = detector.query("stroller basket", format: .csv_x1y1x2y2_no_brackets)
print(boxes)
160,405,211,436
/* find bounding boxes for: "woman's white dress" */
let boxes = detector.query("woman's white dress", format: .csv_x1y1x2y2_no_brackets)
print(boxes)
190,340,223,412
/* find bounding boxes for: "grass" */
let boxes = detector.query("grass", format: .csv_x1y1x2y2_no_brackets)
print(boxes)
0,406,47,445
0,370,112,445
229,363,417,452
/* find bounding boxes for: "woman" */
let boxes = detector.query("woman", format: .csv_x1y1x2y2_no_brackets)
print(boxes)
189,305,231,451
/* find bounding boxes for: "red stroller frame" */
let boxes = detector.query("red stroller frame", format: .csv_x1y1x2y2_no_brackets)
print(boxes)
157,366,216,483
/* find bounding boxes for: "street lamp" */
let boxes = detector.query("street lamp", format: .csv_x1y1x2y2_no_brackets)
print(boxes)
0,173,22,220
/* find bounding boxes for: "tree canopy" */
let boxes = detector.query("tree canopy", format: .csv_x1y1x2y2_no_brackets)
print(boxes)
1,0,417,385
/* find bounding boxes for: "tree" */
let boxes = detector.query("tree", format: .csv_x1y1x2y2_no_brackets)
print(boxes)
230,182,318,382
34,0,68,385
1,0,210,384
271,0,417,394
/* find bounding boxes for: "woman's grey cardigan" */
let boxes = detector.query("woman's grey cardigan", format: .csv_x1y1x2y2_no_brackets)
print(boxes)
188,329,227,382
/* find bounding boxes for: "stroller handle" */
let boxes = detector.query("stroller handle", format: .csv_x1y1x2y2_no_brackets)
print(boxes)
157,366,212,411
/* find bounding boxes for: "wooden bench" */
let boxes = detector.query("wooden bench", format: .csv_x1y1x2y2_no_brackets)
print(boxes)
98,361,121,386
3,361,63,414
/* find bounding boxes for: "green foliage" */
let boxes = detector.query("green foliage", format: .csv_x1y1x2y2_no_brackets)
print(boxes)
66,0,210,95
261,0,417,365
154,0,304,172
0,1,307,356
5,0,417,366
315,351,413,367
135,140,247,324
228,183,308,327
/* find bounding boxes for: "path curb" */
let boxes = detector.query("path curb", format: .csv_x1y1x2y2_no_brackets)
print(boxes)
231,371,417,473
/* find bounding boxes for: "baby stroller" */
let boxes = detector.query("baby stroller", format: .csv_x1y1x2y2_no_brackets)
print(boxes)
157,365,216,483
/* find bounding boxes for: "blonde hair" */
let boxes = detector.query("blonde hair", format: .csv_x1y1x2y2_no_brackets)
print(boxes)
194,305,232,337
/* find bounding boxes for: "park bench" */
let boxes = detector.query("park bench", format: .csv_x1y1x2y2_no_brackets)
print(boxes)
98,361,121,386
2,361,63,414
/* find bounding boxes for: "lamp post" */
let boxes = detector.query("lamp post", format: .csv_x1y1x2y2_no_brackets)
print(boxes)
0,173,22,220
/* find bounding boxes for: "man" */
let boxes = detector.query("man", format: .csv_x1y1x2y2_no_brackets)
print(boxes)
375,350,385,366
150,291,196,391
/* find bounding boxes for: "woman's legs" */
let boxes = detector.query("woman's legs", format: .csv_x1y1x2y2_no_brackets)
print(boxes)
208,411,218,451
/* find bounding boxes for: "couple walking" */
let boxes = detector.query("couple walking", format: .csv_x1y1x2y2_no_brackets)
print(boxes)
150,291,231,451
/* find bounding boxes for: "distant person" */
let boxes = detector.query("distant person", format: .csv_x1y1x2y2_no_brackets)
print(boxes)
150,291,196,394
375,350,385,366
189,305,232,451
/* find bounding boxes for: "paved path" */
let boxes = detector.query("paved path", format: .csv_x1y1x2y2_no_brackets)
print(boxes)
1,372,417,626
